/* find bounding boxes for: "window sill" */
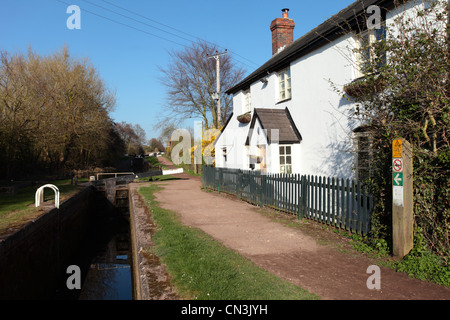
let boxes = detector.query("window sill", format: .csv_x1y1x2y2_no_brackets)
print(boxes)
276,97,291,104
344,73,384,97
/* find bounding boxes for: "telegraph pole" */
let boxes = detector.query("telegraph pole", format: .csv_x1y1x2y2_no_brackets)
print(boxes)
207,49,227,128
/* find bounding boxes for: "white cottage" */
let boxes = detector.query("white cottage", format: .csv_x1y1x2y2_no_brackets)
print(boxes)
214,0,440,180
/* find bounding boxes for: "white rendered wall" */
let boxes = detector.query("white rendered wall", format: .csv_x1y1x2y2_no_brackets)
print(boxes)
216,34,358,178
216,1,439,179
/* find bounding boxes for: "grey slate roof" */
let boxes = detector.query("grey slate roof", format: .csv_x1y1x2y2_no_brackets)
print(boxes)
246,108,302,145
226,0,395,95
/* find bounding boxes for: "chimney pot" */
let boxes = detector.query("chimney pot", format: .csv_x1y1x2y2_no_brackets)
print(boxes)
270,9,295,55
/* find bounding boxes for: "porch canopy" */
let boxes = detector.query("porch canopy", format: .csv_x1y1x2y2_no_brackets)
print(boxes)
245,107,302,145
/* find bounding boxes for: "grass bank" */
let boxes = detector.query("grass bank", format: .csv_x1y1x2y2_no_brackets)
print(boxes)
138,184,319,300
146,156,167,169
0,179,85,235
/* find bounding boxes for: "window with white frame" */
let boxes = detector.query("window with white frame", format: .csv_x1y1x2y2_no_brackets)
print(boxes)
356,26,386,78
278,67,291,101
279,145,292,174
243,89,251,113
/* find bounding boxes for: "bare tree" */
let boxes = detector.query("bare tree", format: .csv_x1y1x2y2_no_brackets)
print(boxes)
148,138,164,152
0,46,120,178
116,122,147,155
158,40,246,129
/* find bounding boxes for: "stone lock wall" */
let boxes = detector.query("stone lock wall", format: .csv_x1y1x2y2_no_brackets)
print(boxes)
0,186,99,299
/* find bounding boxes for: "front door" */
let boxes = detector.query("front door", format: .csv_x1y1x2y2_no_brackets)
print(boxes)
259,145,267,174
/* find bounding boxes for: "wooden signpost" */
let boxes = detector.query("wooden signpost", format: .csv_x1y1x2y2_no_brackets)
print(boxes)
392,138,413,258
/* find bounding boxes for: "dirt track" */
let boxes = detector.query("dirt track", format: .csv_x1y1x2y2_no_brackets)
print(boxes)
152,157,450,300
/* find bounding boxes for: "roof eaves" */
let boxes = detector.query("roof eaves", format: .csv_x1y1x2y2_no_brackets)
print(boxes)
226,0,395,95
284,107,302,142
213,112,233,146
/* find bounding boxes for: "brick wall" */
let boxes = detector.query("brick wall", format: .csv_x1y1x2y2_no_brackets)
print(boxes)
270,17,295,55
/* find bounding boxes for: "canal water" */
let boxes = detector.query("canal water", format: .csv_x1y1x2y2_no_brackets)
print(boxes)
78,219,133,300
62,194,134,301
48,183,135,300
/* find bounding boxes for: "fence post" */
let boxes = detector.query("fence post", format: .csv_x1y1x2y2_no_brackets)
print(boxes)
259,173,264,208
350,180,355,231
318,176,322,221
331,177,335,227
326,177,331,225
289,174,295,213
313,175,317,221
356,181,362,234
236,170,241,200
218,168,222,194
344,179,350,230
298,175,303,219
202,165,205,188
298,175,306,219
339,178,344,229
303,175,307,218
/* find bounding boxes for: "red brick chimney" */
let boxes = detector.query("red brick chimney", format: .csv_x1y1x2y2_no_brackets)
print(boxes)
270,8,295,55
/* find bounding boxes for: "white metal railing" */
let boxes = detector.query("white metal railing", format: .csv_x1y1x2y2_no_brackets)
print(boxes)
162,168,184,175
35,184,60,209
96,172,135,180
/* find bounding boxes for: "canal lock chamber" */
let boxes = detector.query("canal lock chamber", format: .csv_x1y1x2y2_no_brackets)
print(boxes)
76,177,134,300
0,177,136,300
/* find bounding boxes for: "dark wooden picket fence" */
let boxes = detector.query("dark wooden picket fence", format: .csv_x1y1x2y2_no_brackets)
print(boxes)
202,166,373,235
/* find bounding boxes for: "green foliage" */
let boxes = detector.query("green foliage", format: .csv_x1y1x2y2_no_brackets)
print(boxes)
396,252,450,286
395,229,450,286
350,234,390,258
145,156,165,168
413,148,450,259
333,0,450,264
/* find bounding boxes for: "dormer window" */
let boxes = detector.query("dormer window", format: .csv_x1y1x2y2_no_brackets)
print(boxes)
356,26,386,78
278,67,291,101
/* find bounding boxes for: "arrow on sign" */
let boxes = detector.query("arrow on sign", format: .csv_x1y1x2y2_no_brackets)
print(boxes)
393,173,403,186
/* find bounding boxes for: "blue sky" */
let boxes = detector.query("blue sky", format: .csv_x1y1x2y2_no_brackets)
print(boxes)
0,0,356,140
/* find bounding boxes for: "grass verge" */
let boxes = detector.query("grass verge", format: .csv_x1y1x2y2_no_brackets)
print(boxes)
0,179,85,235
138,184,319,300
146,156,168,169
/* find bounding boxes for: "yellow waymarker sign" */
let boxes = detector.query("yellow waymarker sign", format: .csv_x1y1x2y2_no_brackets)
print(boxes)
393,139,402,158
